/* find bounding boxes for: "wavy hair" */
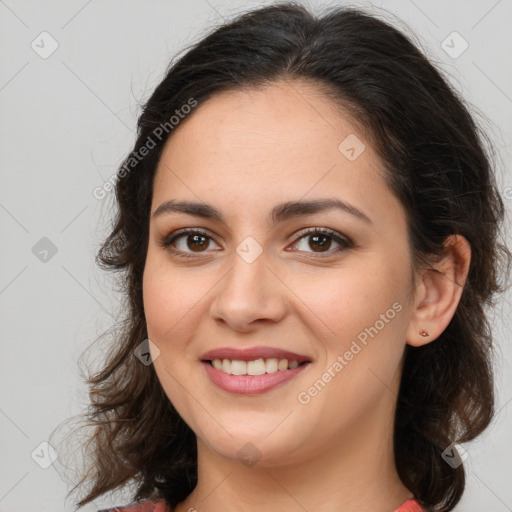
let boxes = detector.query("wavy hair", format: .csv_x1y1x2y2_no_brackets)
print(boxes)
53,3,511,511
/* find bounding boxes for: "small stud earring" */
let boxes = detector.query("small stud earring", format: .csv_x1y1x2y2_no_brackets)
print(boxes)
419,329,430,337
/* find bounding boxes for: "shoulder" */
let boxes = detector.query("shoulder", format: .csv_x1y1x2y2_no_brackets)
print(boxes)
97,498,172,512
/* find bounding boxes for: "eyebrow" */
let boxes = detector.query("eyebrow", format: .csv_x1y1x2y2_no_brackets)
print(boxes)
153,198,372,225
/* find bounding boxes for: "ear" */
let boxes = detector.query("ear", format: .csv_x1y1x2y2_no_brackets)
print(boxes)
406,234,471,347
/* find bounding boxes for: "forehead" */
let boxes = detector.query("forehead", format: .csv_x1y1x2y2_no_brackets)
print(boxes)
162,80,361,164
152,80,402,228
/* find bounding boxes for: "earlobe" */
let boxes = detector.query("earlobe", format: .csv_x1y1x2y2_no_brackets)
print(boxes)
406,235,471,347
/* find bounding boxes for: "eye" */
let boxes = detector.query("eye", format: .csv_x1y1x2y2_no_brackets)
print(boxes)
158,227,352,258
158,228,219,258
288,227,352,256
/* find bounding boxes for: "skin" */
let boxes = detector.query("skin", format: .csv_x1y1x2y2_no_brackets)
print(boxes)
142,79,471,512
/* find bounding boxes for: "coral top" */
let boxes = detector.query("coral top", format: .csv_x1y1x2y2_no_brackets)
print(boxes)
395,498,424,512
98,497,423,511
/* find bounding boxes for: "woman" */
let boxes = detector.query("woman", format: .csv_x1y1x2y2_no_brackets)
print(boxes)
56,3,510,512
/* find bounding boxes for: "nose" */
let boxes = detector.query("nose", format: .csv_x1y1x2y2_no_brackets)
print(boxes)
209,245,288,332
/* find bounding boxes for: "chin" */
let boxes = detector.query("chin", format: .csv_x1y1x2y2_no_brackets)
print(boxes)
197,424,305,468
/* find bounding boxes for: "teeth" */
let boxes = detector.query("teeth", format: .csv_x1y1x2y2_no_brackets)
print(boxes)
265,358,278,373
210,357,303,375
222,359,232,374
231,360,247,375
247,358,266,376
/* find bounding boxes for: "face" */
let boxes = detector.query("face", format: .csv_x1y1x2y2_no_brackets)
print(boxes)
143,80,417,467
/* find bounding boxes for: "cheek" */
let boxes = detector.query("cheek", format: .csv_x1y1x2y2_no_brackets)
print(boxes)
142,262,201,413
142,257,203,342
303,262,410,400
143,271,174,340
300,286,409,435
308,263,407,340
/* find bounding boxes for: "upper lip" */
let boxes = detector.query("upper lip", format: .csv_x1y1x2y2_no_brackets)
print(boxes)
200,346,312,363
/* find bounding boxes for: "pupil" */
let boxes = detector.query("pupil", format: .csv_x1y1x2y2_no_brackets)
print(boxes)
310,234,330,252
188,234,207,251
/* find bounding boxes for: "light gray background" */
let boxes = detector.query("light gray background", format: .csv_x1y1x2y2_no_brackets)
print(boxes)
1,1,511,511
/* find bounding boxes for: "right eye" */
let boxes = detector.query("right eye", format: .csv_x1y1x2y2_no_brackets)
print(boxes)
159,228,220,258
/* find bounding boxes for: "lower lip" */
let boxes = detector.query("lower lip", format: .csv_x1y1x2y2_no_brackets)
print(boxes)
202,361,311,395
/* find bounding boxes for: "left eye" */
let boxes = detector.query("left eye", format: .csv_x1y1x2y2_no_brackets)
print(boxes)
291,227,352,255
160,227,352,258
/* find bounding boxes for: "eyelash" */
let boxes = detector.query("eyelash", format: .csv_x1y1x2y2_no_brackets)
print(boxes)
158,227,353,259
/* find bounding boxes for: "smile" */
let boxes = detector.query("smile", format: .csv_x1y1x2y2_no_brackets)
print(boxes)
209,357,303,375
202,359,311,395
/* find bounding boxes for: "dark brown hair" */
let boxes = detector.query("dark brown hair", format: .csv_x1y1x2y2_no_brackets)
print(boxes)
52,3,511,511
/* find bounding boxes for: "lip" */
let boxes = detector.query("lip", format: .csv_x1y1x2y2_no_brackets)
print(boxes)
202,360,311,395
200,346,312,363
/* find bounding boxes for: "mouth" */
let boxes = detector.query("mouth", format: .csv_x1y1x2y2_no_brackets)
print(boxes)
200,347,312,395
204,357,309,375
200,346,313,395
200,346,312,365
